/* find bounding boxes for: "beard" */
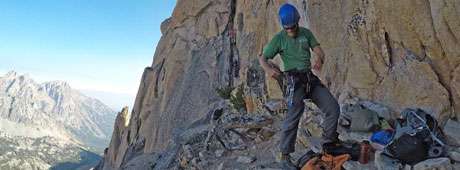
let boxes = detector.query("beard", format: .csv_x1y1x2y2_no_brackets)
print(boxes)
287,30,297,37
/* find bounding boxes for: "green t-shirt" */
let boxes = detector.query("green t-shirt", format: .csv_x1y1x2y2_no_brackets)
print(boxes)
263,27,320,71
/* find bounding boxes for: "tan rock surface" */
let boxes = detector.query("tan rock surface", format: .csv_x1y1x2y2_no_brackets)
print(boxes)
100,0,460,169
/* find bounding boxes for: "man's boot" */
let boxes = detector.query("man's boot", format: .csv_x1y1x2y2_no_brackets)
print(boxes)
279,153,298,170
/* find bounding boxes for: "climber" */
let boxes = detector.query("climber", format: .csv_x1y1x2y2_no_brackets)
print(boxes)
258,3,342,169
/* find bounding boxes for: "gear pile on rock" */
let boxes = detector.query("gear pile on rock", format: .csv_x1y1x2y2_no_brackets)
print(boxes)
97,97,460,170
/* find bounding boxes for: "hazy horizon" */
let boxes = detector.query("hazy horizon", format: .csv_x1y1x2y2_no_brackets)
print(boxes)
0,70,134,110
0,0,177,110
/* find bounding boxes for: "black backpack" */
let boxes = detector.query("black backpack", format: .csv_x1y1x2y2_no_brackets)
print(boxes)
386,133,428,165
384,108,446,165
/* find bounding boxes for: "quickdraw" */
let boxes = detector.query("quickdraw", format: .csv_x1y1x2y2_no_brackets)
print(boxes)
284,70,313,108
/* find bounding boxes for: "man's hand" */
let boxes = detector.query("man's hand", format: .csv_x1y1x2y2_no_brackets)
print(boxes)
267,62,282,78
312,46,325,75
312,58,322,73
258,54,282,79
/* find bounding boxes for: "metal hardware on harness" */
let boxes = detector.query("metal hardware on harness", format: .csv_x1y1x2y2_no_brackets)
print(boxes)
287,76,295,107
285,71,312,107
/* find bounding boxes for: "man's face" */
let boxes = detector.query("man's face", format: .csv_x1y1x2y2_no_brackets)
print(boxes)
284,24,298,37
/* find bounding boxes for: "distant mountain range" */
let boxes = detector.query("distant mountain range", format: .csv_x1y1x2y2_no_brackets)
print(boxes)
0,71,117,169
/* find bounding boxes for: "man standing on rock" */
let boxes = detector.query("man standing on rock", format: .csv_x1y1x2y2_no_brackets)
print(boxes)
258,3,341,169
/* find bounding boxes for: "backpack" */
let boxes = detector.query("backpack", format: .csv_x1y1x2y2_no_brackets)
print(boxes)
322,142,361,161
383,108,446,165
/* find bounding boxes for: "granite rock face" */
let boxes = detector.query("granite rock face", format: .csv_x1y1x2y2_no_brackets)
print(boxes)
309,0,459,122
100,0,460,169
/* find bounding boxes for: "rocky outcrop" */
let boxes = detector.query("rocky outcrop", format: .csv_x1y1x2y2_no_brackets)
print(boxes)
100,107,132,169
99,100,294,169
100,0,460,169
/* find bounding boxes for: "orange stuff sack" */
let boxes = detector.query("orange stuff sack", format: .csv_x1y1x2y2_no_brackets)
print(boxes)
301,154,350,170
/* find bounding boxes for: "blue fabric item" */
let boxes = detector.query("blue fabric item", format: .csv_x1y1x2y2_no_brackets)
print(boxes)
278,3,300,27
371,130,394,145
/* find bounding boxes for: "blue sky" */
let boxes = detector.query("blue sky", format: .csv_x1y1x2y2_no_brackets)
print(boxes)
0,0,177,109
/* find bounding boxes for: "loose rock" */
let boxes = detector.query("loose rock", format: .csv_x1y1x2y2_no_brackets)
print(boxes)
444,119,460,146
215,149,225,157
374,151,403,170
264,99,285,112
236,156,256,164
412,157,453,170
448,148,460,162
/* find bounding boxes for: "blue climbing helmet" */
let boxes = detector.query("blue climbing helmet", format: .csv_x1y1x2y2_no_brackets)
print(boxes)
278,3,300,28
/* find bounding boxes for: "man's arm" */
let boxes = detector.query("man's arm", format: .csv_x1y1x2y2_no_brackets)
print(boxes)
312,46,325,73
260,34,282,78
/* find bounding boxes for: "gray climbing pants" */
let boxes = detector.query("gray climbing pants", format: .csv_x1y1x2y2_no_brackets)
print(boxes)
279,70,340,154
